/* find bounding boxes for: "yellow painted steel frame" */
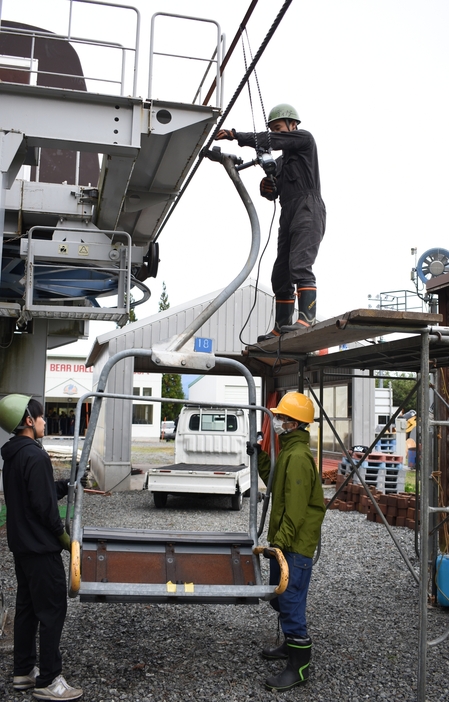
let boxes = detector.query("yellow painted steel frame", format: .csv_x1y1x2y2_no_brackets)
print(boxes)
70,540,81,597
253,546,289,595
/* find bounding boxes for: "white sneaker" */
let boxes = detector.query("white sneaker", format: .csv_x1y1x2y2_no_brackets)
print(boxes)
32,675,83,700
13,665,39,690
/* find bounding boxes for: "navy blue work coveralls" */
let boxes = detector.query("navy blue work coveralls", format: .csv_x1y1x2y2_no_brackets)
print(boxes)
235,129,326,298
1,435,69,688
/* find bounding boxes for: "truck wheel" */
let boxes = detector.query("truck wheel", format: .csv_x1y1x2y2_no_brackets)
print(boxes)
153,492,168,508
231,491,243,511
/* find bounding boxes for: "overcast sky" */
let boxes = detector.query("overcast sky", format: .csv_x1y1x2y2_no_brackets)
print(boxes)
2,0,449,353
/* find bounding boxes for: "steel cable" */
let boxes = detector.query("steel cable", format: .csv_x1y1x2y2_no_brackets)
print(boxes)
153,0,293,242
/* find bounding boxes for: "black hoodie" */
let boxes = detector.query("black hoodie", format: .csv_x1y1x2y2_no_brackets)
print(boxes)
1,435,68,554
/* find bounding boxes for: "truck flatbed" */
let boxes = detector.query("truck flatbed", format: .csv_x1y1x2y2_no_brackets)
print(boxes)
146,461,251,510
154,463,247,472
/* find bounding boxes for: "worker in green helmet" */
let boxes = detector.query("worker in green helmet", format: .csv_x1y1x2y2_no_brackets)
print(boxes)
216,103,326,340
0,394,83,700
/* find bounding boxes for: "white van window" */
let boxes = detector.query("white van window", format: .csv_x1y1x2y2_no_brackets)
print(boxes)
188,413,237,432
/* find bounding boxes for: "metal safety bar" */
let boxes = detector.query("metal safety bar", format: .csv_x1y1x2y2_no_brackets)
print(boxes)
0,0,141,96
66,354,275,544
66,353,279,601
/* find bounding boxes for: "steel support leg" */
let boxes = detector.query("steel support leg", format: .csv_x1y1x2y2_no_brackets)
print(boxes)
417,331,430,702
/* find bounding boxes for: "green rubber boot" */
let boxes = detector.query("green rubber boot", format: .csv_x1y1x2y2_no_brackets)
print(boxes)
264,636,312,691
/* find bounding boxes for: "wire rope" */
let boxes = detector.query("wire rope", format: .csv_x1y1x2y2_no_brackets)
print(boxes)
153,0,293,243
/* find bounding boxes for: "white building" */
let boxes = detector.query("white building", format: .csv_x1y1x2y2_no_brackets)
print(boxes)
188,374,263,429
45,353,161,440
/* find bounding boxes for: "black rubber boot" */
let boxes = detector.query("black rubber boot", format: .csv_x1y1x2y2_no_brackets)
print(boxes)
280,288,316,334
264,636,312,692
280,288,316,333
261,639,288,660
257,299,295,342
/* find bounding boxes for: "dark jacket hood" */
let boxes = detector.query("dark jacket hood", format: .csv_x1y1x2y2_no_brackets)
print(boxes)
1,434,42,461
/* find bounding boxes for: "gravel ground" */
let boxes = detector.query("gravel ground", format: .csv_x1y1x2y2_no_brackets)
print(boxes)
1,444,449,701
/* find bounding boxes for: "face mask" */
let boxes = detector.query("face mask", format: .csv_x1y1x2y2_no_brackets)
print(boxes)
273,417,287,435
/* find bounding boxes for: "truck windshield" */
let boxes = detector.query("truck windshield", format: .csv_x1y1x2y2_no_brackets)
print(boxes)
189,413,238,432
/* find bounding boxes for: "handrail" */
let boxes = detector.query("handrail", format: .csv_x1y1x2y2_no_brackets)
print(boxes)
0,0,140,95
148,12,222,108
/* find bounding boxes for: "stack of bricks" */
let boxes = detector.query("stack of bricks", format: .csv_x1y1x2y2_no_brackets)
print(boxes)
325,474,418,529
321,458,340,485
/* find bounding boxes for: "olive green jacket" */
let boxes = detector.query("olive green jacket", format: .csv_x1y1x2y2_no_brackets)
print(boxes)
258,429,325,558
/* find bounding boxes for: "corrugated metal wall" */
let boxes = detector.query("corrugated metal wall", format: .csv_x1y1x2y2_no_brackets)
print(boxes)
90,281,276,359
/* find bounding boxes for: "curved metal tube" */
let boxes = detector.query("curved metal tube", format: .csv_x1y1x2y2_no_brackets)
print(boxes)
253,547,289,595
166,151,260,352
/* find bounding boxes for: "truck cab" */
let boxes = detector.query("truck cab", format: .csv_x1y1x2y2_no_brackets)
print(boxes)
175,406,249,467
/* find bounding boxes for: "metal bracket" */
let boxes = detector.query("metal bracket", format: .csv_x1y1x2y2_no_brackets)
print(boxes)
96,542,108,583
165,544,177,582
230,545,245,585
151,338,216,371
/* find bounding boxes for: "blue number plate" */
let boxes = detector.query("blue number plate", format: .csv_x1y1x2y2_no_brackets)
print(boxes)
194,337,213,353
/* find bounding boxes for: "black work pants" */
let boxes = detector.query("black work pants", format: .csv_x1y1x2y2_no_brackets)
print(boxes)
271,192,326,299
14,552,67,687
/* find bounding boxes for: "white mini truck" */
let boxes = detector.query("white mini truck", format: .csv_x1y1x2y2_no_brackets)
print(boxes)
144,406,251,510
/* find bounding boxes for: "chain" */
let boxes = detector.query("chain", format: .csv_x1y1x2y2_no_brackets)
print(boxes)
241,31,259,154
243,27,272,152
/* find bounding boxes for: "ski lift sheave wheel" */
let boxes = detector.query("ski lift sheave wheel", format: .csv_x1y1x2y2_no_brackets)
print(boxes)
416,248,449,283
146,241,160,279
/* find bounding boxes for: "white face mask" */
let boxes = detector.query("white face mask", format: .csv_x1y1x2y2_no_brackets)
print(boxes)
273,417,288,435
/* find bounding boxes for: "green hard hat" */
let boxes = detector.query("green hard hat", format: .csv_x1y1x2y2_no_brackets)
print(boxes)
268,103,301,125
0,393,31,434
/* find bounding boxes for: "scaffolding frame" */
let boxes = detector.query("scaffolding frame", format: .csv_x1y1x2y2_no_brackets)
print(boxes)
246,314,449,702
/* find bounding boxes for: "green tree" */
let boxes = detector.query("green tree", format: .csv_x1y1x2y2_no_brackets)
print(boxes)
158,282,184,420
391,375,417,412
161,374,184,421
159,281,170,312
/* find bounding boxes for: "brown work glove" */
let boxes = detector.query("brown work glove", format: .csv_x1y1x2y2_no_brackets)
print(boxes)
260,176,278,201
215,128,236,141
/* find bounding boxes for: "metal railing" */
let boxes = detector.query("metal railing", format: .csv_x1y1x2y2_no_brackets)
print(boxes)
0,0,140,95
368,289,431,313
18,225,134,326
148,12,224,109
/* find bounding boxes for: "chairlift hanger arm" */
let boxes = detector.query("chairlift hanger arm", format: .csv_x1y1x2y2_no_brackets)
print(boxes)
164,146,260,354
